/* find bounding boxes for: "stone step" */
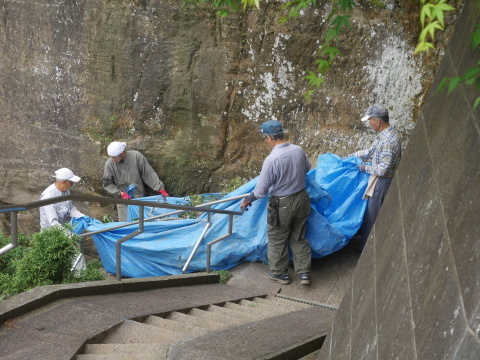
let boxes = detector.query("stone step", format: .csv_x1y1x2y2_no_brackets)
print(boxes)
239,298,289,314
166,310,229,331
76,354,158,360
188,307,248,326
207,304,261,322
144,315,209,337
256,295,314,311
223,301,279,319
102,319,184,344
80,343,168,356
79,296,323,359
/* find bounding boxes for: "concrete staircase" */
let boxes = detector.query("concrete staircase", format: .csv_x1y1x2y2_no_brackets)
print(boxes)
76,296,314,359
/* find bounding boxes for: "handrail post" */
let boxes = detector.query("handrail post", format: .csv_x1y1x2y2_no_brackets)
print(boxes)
206,213,234,273
116,206,145,281
0,211,18,256
206,243,212,273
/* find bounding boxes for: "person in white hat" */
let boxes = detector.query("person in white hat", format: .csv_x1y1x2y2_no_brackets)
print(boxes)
39,168,86,229
103,141,169,222
347,105,402,254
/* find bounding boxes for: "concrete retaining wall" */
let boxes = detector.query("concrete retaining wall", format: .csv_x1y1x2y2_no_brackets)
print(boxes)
318,2,480,359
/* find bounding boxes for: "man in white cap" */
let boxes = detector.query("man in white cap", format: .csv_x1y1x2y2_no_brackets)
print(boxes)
103,141,169,222
40,168,86,229
347,105,402,254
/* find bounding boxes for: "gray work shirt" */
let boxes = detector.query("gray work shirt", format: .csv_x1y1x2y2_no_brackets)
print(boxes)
103,150,165,198
249,142,311,201
39,184,85,228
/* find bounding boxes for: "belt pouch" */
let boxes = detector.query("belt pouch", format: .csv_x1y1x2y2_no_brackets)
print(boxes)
267,197,280,226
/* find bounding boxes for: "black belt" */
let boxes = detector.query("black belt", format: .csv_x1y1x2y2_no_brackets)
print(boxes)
270,188,306,200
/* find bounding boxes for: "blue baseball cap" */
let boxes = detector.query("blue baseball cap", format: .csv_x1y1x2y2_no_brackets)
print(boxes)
259,120,286,135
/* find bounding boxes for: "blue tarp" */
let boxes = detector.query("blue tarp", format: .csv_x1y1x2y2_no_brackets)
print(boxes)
72,153,369,278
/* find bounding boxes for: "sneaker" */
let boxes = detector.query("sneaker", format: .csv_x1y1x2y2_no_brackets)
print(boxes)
299,273,311,285
268,271,291,285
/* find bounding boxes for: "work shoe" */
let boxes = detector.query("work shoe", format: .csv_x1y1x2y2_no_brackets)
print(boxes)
299,273,311,285
268,270,291,285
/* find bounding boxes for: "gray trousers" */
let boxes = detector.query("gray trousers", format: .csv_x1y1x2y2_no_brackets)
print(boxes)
117,194,143,222
117,204,128,222
267,189,311,275
358,177,393,251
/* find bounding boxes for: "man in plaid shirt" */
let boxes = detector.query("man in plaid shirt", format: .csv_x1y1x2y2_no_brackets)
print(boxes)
348,105,402,254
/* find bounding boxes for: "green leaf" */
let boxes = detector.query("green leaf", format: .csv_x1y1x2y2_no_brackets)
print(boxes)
420,3,434,27
314,58,331,73
462,67,480,85
304,90,314,100
436,77,449,92
414,41,435,54
320,46,342,62
462,67,480,80
425,21,444,41
324,28,339,43
447,76,462,94
330,15,351,32
471,25,480,49
474,97,480,110
430,0,455,27
304,71,325,87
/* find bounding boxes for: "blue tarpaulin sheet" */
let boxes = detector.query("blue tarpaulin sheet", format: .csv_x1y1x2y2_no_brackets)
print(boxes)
72,153,369,278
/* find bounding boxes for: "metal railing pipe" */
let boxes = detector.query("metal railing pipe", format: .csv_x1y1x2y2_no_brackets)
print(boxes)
78,194,248,238
115,206,145,281
206,213,234,273
0,212,18,256
147,193,249,219
182,212,211,274
0,194,247,279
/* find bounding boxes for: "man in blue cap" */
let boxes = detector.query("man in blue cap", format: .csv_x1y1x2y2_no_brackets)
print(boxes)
348,105,402,254
241,120,312,285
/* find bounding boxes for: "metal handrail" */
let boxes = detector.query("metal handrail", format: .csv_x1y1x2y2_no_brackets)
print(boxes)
206,213,235,272
78,193,249,237
0,194,244,280
182,212,212,274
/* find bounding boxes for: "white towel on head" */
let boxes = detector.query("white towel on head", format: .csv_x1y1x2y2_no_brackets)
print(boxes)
107,142,126,156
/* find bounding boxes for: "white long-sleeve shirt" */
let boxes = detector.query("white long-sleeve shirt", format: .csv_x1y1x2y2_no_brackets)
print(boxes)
39,183,85,229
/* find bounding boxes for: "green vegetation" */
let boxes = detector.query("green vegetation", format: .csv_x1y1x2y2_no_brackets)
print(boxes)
189,0,479,107
220,176,248,194
437,21,480,109
212,269,233,284
100,214,115,223
179,176,248,219
179,193,224,219
0,228,105,301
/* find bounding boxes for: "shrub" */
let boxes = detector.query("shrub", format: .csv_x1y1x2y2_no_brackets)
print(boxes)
0,227,105,300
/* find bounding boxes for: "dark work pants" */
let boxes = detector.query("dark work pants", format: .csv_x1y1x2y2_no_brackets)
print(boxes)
267,189,311,275
357,177,393,252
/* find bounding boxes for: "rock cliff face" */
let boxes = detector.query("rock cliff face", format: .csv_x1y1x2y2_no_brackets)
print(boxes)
0,0,459,234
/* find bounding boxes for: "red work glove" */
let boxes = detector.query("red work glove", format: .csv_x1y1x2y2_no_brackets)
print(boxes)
159,189,169,200
120,191,131,199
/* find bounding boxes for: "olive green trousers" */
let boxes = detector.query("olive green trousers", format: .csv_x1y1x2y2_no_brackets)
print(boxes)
267,189,311,275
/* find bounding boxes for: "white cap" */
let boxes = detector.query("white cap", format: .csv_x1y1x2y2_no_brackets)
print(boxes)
107,141,127,156
53,168,81,182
